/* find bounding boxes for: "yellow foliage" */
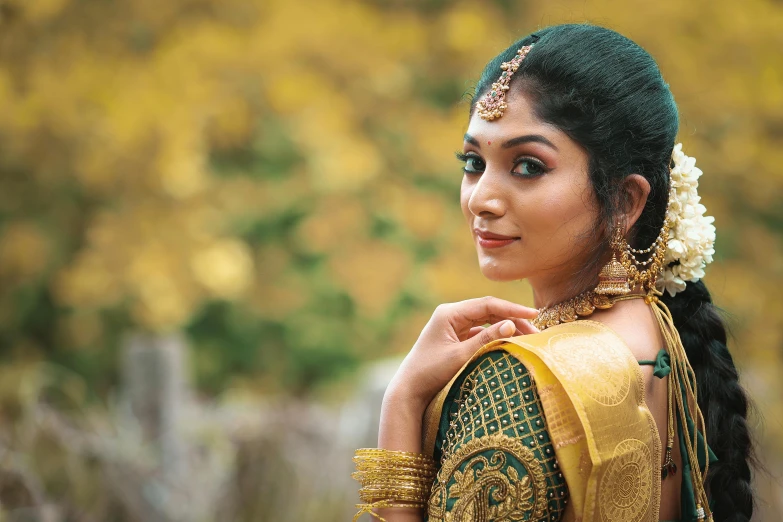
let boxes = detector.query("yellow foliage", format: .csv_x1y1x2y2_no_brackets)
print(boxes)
158,133,211,199
295,197,369,254
328,240,412,316
442,4,491,54
191,238,255,300
410,107,469,177
377,182,449,241
131,273,196,331
52,251,122,310
309,137,382,192
254,245,309,319
265,68,329,115
57,312,104,350
0,222,49,283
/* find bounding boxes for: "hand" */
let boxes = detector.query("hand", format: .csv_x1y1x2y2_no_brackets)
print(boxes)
385,296,539,413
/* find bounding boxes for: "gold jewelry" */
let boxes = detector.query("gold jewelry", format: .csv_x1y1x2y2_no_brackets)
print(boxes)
476,44,535,121
595,223,631,296
352,448,436,521
533,219,670,330
619,218,671,291
531,290,612,330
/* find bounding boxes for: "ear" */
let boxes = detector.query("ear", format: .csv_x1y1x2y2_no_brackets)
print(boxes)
620,174,651,234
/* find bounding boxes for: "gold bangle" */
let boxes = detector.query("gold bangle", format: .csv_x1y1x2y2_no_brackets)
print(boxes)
352,448,437,521
354,500,425,522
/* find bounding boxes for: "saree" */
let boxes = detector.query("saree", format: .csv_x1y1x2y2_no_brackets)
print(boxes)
422,320,662,522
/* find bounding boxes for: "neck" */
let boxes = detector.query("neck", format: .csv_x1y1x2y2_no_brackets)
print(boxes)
529,273,593,309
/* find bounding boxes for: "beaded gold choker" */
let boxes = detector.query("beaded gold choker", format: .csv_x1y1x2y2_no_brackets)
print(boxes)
532,290,614,331
476,44,535,121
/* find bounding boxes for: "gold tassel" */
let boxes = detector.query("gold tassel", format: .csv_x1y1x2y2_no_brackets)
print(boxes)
647,291,712,521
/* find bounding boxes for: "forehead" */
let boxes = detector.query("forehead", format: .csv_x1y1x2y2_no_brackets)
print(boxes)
466,90,563,143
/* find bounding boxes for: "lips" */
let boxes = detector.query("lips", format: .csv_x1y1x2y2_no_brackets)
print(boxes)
474,228,520,249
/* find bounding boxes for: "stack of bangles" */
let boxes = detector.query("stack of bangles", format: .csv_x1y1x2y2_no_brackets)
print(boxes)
352,448,436,521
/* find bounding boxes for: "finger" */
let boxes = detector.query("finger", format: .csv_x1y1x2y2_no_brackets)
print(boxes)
511,317,539,335
461,320,517,355
466,326,485,339
457,326,485,342
467,321,535,340
451,296,538,327
458,315,539,339
468,318,537,338
454,315,529,339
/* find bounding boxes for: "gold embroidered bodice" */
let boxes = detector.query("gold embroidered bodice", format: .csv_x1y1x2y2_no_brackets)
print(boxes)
427,351,568,522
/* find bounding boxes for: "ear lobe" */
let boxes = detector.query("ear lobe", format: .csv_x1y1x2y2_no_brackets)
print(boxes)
621,174,652,233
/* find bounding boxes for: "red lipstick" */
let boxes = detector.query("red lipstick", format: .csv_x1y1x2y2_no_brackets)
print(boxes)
474,229,520,249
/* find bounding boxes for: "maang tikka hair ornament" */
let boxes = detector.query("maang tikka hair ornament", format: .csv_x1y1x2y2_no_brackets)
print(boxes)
476,43,536,121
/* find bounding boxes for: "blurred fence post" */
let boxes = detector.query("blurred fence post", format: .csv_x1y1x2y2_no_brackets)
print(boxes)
120,332,190,521
122,332,189,487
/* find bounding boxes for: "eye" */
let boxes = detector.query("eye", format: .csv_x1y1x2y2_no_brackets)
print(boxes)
455,152,485,174
512,158,548,178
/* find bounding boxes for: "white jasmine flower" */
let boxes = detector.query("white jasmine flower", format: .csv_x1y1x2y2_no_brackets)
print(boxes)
656,269,687,297
656,143,716,295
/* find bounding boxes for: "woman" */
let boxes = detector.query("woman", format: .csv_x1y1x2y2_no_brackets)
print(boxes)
352,24,754,522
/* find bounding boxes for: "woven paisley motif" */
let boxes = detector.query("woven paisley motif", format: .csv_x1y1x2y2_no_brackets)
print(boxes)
545,333,631,406
428,433,548,522
598,438,653,522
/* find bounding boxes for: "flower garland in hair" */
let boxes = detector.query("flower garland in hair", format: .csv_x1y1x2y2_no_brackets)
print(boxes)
656,143,716,297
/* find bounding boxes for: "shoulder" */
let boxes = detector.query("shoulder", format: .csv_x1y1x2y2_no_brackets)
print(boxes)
436,350,549,464
503,320,643,384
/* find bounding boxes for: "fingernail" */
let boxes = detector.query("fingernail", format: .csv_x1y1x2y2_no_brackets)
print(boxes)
499,321,515,337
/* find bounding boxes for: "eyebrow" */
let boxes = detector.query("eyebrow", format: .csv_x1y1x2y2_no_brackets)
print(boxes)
464,133,559,151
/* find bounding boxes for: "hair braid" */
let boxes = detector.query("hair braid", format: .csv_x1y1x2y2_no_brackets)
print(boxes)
662,280,754,521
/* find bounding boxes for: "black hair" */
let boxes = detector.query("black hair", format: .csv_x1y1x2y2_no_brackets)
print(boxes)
472,24,754,520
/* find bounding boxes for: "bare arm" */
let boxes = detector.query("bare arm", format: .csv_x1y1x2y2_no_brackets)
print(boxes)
374,394,427,521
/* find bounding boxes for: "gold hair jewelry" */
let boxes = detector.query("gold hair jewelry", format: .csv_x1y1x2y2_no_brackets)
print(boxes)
531,201,713,520
352,448,436,521
476,44,535,121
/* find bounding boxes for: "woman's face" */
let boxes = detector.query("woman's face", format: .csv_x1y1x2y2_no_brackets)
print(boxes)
459,90,599,290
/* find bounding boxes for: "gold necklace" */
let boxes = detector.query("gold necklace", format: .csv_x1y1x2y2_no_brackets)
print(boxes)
532,290,649,331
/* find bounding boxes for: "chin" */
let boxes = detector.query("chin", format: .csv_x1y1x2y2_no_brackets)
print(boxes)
477,259,526,282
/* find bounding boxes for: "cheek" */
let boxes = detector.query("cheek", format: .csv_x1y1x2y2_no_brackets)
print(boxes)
520,179,597,252
460,177,473,221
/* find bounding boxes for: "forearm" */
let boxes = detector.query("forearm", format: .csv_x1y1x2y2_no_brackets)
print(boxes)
378,389,425,452
374,391,428,522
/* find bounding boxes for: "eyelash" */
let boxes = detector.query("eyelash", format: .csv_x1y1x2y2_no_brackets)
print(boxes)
455,151,549,178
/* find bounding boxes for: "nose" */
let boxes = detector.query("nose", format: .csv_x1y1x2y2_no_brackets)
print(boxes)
467,169,507,218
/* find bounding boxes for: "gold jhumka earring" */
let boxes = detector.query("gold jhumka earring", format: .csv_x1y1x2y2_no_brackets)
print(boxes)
594,223,632,296
532,213,713,521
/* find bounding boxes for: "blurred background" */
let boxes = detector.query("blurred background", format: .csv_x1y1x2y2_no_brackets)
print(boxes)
0,0,781,520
